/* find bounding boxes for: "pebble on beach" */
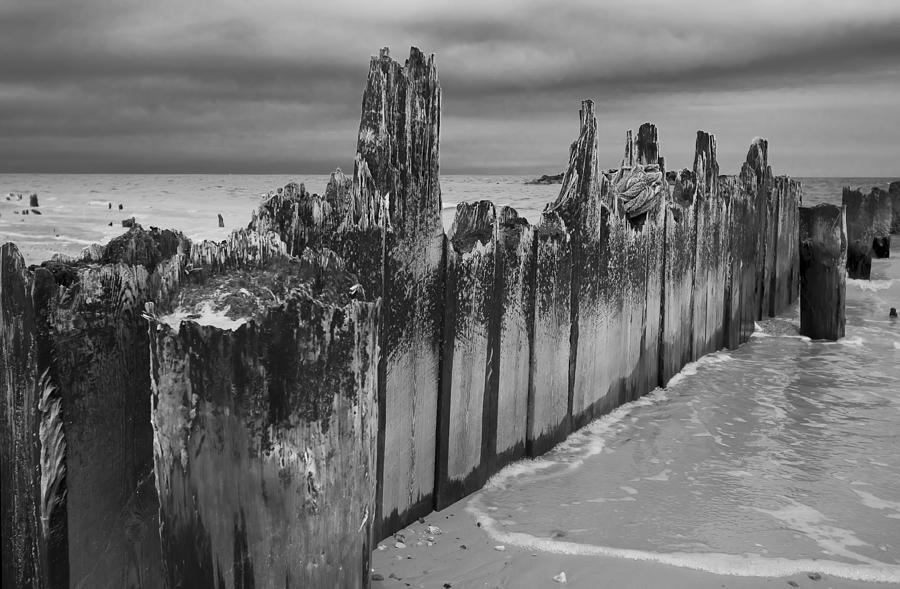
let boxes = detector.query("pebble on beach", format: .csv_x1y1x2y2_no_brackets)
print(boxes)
493,545,505,551
553,572,568,583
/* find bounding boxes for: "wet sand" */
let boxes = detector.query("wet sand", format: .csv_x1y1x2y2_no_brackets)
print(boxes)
370,498,887,588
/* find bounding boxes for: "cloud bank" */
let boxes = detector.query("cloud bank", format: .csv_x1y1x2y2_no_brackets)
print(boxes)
2,0,899,175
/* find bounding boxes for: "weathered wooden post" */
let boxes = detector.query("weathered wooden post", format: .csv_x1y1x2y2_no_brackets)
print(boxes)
437,201,496,508
660,178,696,383
526,212,572,456
492,207,535,469
843,186,892,277
799,204,846,340
548,100,614,428
746,138,775,320
356,47,445,537
1,227,187,589
890,181,900,235
691,130,728,358
771,176,801,315
148,235,380,588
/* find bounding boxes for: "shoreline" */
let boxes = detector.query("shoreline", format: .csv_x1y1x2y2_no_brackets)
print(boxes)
371,492,893,589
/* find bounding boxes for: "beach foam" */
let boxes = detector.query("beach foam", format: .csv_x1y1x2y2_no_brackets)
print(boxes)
462,503,900,583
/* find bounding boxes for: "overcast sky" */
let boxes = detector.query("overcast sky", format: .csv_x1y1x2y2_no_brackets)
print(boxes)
2,0,899,176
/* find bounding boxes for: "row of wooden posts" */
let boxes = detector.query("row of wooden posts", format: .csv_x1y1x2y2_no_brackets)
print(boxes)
2,47,806,588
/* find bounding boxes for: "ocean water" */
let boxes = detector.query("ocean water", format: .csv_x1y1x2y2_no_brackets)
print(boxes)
2,174,894,265
2,174,899,583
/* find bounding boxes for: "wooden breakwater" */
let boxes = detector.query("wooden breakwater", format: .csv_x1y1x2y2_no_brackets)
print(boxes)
1,46,802,587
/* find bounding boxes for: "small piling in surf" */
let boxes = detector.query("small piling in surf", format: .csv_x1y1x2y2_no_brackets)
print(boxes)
843,187,892,278
799,204,847,340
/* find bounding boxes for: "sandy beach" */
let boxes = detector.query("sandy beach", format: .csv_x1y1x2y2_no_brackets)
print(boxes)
370,497,886,589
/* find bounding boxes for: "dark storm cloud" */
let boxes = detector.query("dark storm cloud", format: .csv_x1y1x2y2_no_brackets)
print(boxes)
2,0,899,174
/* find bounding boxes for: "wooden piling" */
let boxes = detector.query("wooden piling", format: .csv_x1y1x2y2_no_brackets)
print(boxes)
357,48,445,537
799,204,847,340
842,187,892,270
526,212,572,456
149,237,380,589
890,181,900,235
1,226,189,589
436,201,496,508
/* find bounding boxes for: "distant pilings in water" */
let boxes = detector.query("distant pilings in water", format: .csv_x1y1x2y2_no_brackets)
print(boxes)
799,204,847,340
1,45,806,586
842,186,892,278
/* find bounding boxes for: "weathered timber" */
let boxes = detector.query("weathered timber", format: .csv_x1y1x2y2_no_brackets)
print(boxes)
842,187,892,271
149,238,380,589
436,202,534,509
746,138,775,320
357,47,445,537
660,197,696,383
691,131,728,358
1,226,189,589
251,164,388,299
771,176,801,314
551,107,661,427
526,211,572,457
721,168,761,349
437,201,496,508
493,207,535,469
799,204,846,340
890,181,900,235
548,100,610,428
1,243,62,589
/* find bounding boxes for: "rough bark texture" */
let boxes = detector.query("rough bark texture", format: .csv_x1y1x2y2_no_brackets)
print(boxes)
356,47,445,538
799,205,847,340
